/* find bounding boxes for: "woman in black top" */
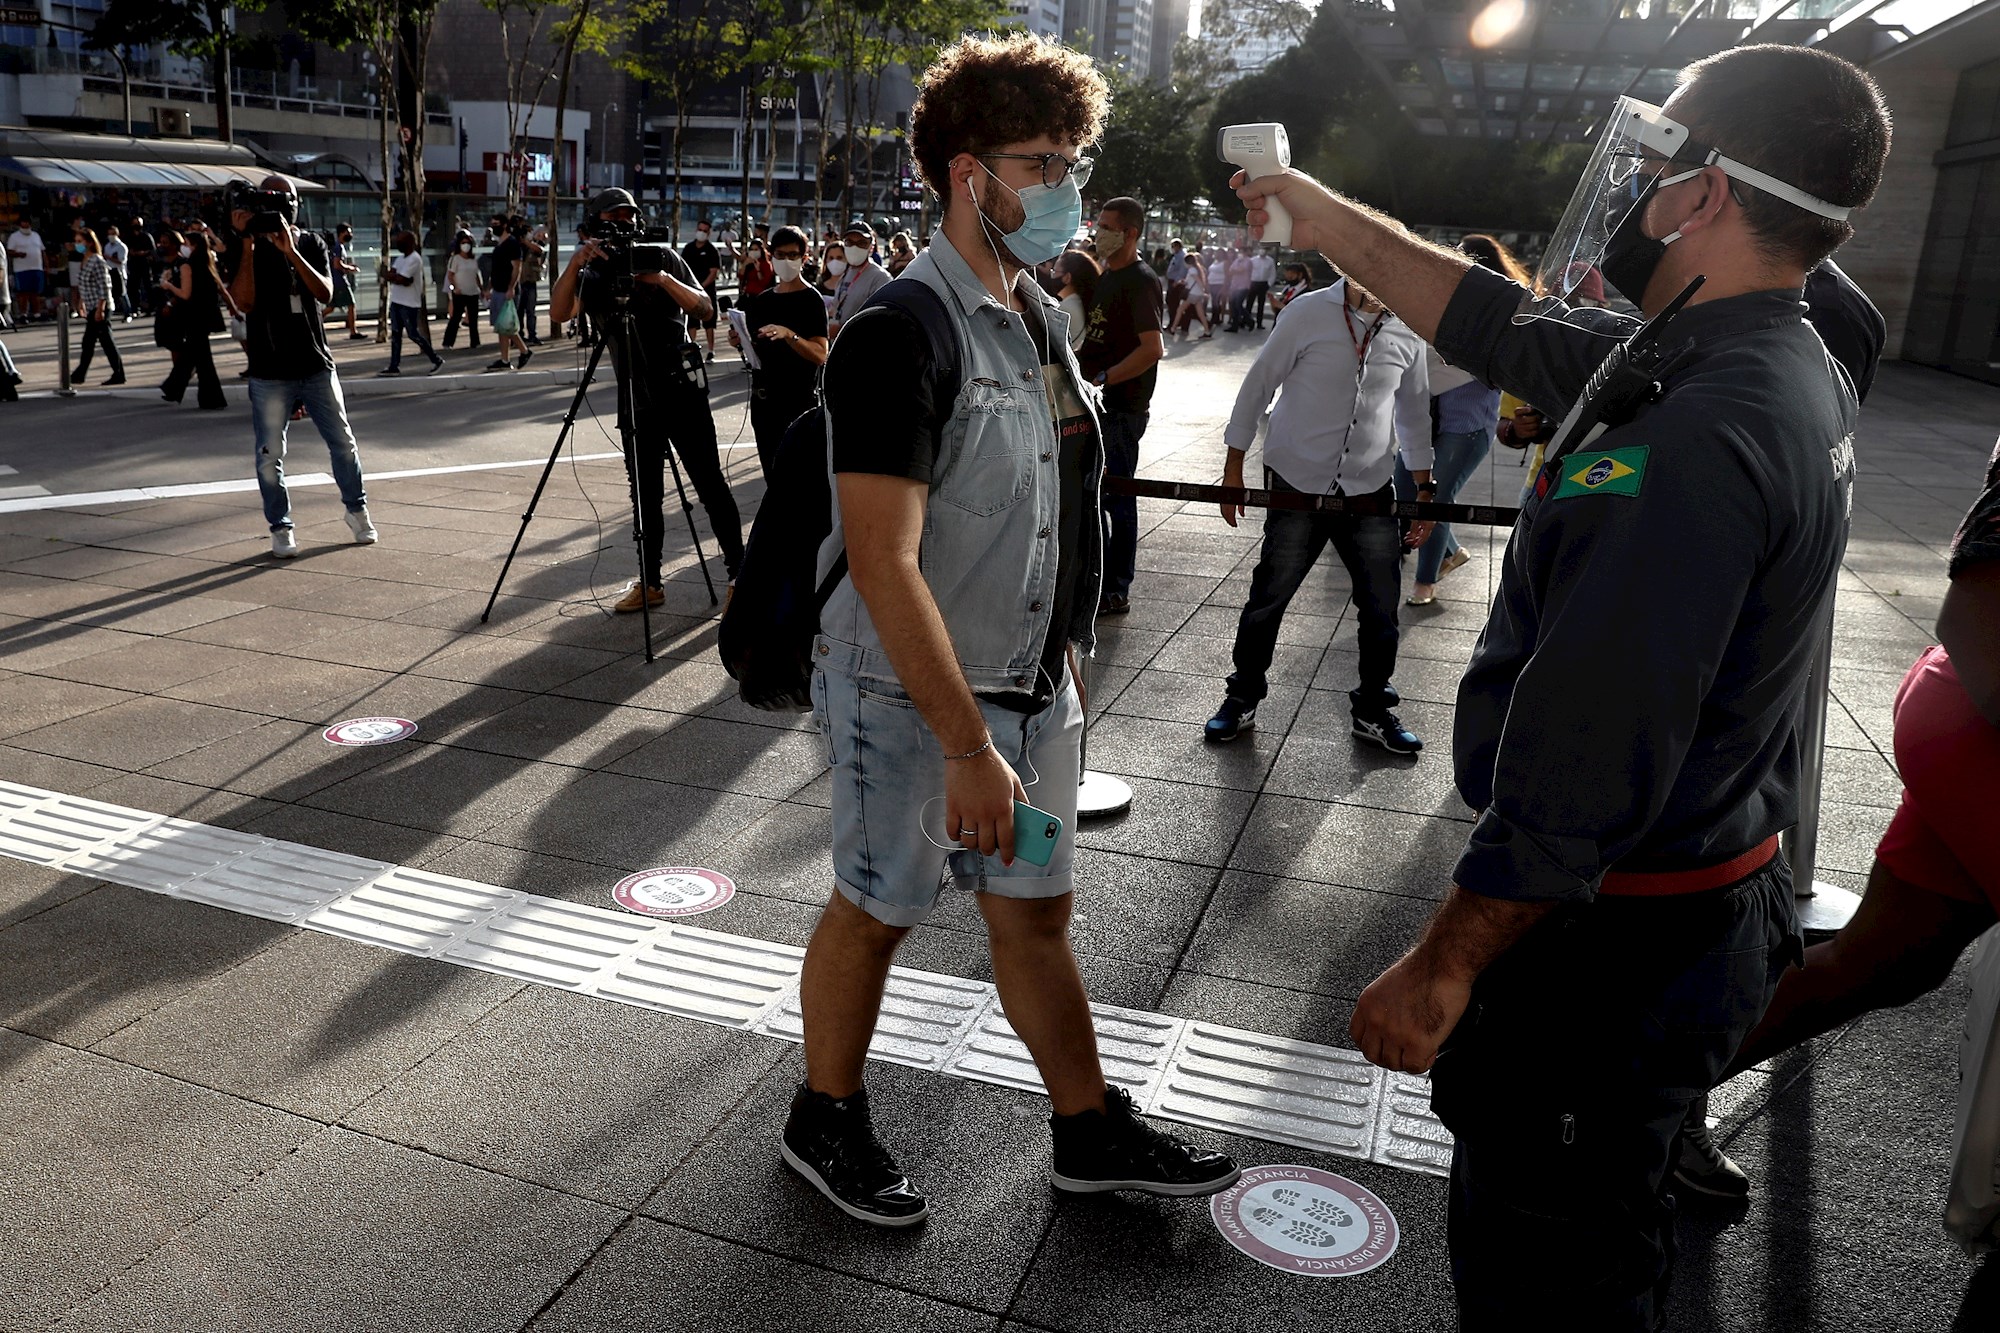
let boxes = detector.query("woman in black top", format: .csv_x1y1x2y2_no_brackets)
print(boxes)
156,229,228,409
728,224,829,482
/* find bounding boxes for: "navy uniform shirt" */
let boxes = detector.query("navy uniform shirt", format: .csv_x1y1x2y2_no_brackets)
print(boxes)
1803,257,1884,405
1435,264,1856,904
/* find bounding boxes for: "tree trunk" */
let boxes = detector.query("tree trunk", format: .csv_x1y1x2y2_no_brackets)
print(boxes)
739,83,752,252
211,0,233,145
377,49,393,343
762,91,779,230
811,72,829,236
670,110,688,239
396,11,434,243
548,0,589,275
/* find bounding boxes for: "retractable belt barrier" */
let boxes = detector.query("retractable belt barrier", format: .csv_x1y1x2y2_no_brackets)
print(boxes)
1104,476,1523,528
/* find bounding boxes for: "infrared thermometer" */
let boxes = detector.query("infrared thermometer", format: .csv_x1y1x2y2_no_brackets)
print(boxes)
1217,122,1292,247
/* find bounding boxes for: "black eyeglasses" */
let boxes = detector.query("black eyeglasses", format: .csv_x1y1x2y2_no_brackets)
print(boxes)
977,151,1095,190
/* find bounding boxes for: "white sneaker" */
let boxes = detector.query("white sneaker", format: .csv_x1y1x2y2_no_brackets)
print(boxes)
271,528,299,558
344,508,379,544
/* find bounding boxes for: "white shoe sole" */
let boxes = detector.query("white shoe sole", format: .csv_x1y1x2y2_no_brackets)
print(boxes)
779,1142,928,1228
1672,1165,1751,1200
1051,1163,1243,1197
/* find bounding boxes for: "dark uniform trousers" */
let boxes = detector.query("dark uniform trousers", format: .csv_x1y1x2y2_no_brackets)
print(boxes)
1227,470,1403,715
623,373,745,585
1430,863,1801,1331
747,380,815,486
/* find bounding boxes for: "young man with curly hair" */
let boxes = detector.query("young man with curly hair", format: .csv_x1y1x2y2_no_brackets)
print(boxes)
783,32,1240,1227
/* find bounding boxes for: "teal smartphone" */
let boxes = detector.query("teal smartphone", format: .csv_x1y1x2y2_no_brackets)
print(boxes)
1013,801,1064,868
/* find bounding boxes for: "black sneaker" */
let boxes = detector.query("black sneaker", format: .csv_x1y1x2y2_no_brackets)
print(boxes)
517,348,534,370
1051,1086,1241,1197
1673,1093,1750,1201
1352,709,1423,754
780,1085,928,1227
1205,697,1256,744
1097,593,1130,616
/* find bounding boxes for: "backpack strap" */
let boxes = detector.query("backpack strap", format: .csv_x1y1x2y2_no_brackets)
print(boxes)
812,275,966,607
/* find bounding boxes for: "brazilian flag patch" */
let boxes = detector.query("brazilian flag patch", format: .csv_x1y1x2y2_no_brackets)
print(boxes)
1551,445,1649,501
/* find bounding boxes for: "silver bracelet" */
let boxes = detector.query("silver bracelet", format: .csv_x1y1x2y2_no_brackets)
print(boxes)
944,736,993,762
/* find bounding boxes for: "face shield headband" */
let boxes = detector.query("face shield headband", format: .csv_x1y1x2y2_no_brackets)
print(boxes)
1517,95,1853,322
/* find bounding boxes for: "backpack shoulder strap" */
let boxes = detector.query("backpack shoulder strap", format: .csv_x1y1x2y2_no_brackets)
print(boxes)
865,277,963,434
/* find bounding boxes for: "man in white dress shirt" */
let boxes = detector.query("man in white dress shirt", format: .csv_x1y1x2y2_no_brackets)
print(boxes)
1207,276,1435,753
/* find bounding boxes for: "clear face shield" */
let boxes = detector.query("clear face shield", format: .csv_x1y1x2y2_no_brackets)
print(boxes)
1519,97,1695,322
1519,94,1853,323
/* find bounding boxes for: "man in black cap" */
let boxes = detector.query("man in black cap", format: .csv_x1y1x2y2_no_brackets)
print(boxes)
547,189,744,609
827,217,891,338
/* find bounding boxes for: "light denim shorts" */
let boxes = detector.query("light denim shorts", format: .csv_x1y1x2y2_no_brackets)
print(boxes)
810,666,1083,927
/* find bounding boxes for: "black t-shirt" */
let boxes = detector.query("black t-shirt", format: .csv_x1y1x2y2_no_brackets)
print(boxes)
491,235,524,293
234,230,334,380
682,238,720,288
1950,437,2000,580
827,299,1093,712
1080,259,1162,414
746,285,828,403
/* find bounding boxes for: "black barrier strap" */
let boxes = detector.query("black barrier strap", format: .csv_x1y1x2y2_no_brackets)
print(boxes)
1104,476,1523,527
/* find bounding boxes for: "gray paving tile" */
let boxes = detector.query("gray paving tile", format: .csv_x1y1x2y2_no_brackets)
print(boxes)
35,635,266,693
1181,871,1435,1001
302,745,586,838
68,1127,620,1333
0,672,136,739
94,929,523,1119
1103,667,1308,731
1158,970,1360,1046
707,799,836,906
295,675,538,742
1231,795,1464,901
0,886,291,1045
350,985,790,1208
1073,776,1259,869
555,652,742,715
0,856,106,929
0,741,125,794
143,718,406,802
479,770,777,871
1148,630,1324,686
1010,1140,1454,1333
70,592,262,637
413,634,626,694
530,1217,1003,1333
1181,601,1342,647
641,1055,1064,1313
443,693,671,770
1311,649,1469,706
0,617,152,675
607,714,830,800
167,603,379,651
77,773,282,829
239,803,468,868
1264,708,1471,822
8,694,267,770
1085,711,1285,791
1089,624,1172,669
159,653,396,719
0,1030,318,1331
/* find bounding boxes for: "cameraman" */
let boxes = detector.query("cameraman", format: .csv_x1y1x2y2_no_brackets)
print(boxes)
547,189,744,612
226,177,376,558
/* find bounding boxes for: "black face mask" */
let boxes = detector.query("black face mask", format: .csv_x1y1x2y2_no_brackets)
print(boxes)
1599,174,1670,307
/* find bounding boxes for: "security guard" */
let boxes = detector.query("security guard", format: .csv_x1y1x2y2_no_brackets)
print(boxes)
1231,44,1892,1328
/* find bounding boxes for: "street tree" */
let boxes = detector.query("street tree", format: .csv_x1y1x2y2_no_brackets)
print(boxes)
485,0,564,214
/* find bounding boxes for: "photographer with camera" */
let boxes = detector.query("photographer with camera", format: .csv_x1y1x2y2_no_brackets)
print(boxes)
226,177,377,558
547,188,744,612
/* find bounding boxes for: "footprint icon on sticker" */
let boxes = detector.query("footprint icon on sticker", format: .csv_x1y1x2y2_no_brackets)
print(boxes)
1305,1199,1355,1228
1283,1221,1340,1249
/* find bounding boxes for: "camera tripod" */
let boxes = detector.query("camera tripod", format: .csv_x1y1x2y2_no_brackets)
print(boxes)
481,296,719,662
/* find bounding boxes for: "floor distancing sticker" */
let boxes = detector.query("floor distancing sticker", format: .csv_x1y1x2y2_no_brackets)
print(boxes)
0,781,1450,1177
612,866,736,918
1211,1165,1400,1277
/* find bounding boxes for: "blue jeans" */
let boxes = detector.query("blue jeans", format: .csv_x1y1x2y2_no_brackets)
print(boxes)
1227,472,1404,714
251,371,366,530
387,303,438,371
1396,427,1493,585
1099,408,1147,600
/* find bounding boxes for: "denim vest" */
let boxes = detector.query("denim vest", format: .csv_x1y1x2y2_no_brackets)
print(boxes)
815,234,1104,692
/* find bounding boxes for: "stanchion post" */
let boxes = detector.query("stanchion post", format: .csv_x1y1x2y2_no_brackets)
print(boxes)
1786,597,1860,936
56,304,75,398
1075,654,1132,820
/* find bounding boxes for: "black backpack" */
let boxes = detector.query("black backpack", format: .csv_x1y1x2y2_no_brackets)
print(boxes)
719,278,962,711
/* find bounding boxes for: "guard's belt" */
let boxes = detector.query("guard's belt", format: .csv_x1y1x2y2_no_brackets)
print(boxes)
1599,835,1780,897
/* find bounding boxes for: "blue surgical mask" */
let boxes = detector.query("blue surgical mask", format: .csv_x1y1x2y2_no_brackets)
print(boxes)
974,164,1081,268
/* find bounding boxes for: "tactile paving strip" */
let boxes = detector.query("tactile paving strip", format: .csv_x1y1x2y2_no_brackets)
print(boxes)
0,782,1450,1177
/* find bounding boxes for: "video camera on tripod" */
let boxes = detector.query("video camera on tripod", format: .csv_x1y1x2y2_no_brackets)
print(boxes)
226,180,297,236
577,216,677,290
